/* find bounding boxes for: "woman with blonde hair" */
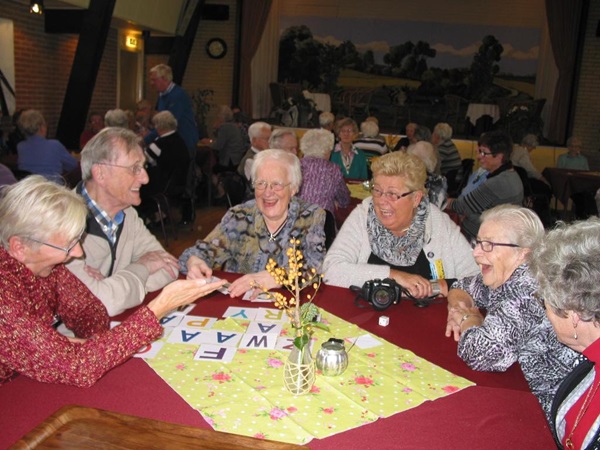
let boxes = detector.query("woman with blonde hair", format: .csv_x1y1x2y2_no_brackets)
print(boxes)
323,151,477,297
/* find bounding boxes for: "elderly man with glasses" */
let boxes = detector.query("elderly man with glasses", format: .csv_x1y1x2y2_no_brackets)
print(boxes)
447,130,524,239
66,127,179,316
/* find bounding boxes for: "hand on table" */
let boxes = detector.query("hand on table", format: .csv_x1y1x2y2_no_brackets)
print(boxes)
185,256,213,280
445,301,483,342
228,270,279,299
137,250,179,278
147,278,227,320
391,271,433,298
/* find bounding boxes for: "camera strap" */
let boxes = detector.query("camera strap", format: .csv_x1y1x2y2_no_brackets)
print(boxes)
349,285,371,309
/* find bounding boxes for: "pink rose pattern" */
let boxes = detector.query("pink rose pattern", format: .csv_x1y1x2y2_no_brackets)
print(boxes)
211,372,232,383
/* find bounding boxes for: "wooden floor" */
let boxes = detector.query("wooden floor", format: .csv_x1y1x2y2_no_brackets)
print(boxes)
150,205,228,258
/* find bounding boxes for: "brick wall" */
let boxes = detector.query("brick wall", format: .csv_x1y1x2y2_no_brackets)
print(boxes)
4,4,117,139
573,0,600,169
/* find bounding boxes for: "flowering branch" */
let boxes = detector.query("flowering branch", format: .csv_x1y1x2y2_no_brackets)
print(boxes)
264,239,329,350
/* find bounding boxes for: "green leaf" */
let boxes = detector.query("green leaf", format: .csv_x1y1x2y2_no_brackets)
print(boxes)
311,322,330,332
294,334,310,350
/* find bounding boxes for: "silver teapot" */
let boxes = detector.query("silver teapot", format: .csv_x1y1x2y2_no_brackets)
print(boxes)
316,338,349,377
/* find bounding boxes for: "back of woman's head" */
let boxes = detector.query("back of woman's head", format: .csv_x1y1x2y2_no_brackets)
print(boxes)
300,129,334,158
360,121,379,138
0,175,87,248
530,218,600,322
407,141,438,173
371,152,427,192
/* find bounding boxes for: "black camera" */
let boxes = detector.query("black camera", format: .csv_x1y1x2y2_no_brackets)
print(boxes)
361,278,403,311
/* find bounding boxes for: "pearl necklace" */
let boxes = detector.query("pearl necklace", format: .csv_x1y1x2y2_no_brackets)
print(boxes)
566,376,600,449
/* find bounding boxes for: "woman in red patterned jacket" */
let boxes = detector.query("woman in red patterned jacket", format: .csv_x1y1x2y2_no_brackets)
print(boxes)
0,176,225,387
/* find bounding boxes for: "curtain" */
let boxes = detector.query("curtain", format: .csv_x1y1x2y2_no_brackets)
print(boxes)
250,0,280,119
238,0,272,116
545,0,584,143
535,5,558,139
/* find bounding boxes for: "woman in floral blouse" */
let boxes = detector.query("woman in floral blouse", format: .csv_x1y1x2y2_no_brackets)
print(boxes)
0,176,224,386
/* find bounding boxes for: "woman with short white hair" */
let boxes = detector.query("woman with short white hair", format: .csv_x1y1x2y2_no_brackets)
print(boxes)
446,204,579,421
298,129,350,243
180,149,326,298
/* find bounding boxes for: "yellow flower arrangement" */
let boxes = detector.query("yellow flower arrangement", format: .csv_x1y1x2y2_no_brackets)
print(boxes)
264,239,329,350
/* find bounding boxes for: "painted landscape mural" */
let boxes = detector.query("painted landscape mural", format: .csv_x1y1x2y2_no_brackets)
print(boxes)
277,15,542,140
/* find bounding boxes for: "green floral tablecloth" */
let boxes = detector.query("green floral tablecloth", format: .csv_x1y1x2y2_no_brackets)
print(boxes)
146,309,474,445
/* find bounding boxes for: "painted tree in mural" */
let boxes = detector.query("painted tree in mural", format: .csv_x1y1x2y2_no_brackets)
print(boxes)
383,41,437,79
278,27,363,92
468,35,504,101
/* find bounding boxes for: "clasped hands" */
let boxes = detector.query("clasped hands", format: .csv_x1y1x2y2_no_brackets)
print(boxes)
445,301,483,342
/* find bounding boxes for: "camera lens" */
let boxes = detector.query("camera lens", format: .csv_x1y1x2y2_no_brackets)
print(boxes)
371,286,394,311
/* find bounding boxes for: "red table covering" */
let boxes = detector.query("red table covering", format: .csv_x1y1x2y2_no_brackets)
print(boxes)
0,280,555,449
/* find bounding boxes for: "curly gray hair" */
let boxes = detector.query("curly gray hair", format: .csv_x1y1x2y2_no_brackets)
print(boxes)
530,218,600,322
300,129,334,158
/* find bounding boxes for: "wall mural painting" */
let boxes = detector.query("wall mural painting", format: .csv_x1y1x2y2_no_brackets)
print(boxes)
277,15,542,139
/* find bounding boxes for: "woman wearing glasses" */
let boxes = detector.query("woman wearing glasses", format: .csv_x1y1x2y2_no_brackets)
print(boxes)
447,130,523,239
180,149,325,297
446,204,578,421
0,176,225,386
330,118,369,180
323,151,478,298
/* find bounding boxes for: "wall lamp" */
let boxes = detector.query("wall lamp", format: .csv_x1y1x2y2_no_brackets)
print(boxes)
30,0,44,15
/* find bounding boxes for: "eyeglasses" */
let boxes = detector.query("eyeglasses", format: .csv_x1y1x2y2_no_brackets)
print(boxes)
97,162,148,176
253,180,291,192
28,231,84,256
371,186,414,201
478,148,495,157
470,239,520,252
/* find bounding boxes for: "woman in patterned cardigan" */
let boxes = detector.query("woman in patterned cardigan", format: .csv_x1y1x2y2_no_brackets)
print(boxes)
446,204,579,421
180,149,326,299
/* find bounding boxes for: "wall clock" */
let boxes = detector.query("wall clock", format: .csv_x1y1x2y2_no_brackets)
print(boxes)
206,38,227,59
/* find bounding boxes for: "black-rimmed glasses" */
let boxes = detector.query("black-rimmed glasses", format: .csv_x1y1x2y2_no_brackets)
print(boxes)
370,186,414,202
470,239,520,252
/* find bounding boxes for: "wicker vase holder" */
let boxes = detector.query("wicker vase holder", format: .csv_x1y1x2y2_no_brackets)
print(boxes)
283,345,315,395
